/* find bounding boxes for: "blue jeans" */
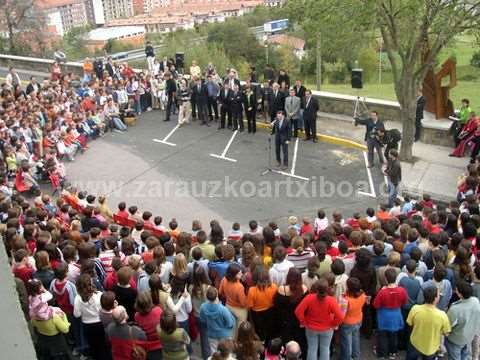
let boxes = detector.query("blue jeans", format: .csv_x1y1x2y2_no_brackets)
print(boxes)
339,322,361,360
387,180,399,208
197,316,211,360
445,338,470,360
305,328,333,360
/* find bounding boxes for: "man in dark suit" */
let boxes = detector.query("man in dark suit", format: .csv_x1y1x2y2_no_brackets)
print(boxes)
230,84,244,131
270,83,285,123
218,82,232,129
164,72,177,122
243,83,257,133
354,110,386,167
93,57,104,80
191,78,210,126
293,79,306,107
303,90,319,142
415,89,426,142
272,110,291,170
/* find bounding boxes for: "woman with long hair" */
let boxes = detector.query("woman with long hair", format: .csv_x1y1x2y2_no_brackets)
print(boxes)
189,264,211,360
134,292,163,360
73,274,111,360
219,263,248,336
339,277,367,360
247,266,277,342
273,267,308,355
157,310,190,360
153,245,173,284
233,321,263,360
295,278,344,360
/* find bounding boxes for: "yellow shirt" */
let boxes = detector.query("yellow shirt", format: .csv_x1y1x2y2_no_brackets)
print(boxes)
31,313,70,336
407,304,451,356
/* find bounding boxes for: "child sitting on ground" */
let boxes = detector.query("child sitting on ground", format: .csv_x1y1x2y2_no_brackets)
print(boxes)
265,337,283,360
228,222,243,241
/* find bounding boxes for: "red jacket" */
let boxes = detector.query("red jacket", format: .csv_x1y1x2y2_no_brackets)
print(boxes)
295,294,344,332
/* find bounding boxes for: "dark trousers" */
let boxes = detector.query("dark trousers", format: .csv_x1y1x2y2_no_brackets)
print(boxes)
83,322,111,360
207,97,219,120
247,109,256,133
377,330,399,357
251,308,274,342
367,138,385,166
165,95,174,121
406,342,437,360
35,332,74,360
415,116,422,141
198,104,208,124
220,106,231,128
232,110,243,130
275,137,288,166
471,137,480,161
290,117,299,137
191,99,197,119
304,116,317,139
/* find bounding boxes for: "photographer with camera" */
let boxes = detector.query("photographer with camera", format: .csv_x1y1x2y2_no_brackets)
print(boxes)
354,110,385,168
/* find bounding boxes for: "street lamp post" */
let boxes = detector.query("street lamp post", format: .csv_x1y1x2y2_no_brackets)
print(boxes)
265,43,269,64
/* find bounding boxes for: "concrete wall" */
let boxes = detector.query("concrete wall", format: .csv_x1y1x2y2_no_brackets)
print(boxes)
0,239,37,359
0,54,84,77
313,91,401,123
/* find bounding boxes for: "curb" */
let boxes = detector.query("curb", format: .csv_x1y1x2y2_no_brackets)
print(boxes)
255,121,367,151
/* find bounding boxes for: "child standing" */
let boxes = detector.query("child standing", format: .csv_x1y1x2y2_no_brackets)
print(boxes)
373,268,408,359
340,277,367,360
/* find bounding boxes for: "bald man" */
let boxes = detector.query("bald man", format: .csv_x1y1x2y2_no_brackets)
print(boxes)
285,341,302,360
106,305,146,357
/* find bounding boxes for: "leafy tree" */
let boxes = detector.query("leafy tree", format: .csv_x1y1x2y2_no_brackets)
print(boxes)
207,19,263,66
0,0,45,55
62,25,92,60
288,0,480,161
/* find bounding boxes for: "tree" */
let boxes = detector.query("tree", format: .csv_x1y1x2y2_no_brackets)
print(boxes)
0,0,45,54
207,19,263,66
62,25,92,60
288,0,480,161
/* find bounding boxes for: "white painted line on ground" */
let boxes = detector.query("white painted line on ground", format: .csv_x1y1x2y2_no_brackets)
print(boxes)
152,139,176,147
209,154,237,162
152,124,180,146
272,169,310,181
290,137,299,176
209,130,238,162
358,151,377,198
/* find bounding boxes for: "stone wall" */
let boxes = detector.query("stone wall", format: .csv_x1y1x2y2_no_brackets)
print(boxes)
0,54,84,77
312,91,402,123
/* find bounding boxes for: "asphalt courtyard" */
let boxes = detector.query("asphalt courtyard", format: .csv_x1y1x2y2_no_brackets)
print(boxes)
65,110,388,229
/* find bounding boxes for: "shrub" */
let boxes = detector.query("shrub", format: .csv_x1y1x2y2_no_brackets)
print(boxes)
471,51,480,68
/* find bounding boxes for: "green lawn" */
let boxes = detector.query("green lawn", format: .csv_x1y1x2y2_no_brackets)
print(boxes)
306,34,480,112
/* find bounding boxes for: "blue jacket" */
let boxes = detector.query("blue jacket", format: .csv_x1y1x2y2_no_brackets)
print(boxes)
199,302,235,339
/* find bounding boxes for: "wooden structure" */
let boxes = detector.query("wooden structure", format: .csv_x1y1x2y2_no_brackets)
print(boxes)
422,55,457,119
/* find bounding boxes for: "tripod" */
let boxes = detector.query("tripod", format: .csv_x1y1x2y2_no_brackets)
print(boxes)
261,133,275,176
353,95,369,119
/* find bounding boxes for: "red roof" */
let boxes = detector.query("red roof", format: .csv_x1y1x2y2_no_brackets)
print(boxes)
267,34,305,50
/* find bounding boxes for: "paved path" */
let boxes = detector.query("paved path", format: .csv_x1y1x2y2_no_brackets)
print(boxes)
318,112,466,202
